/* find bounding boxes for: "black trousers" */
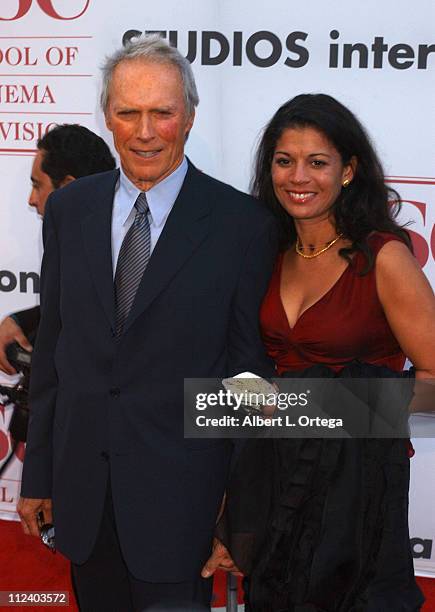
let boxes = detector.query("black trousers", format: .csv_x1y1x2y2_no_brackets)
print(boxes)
71,482,213,612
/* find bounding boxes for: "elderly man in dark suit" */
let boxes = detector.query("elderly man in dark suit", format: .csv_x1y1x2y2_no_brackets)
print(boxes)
17,35,277,611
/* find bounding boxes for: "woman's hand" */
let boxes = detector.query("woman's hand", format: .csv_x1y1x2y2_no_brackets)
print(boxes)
201,537,243,578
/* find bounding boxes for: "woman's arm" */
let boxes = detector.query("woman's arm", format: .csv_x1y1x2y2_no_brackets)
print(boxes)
376,239,435,412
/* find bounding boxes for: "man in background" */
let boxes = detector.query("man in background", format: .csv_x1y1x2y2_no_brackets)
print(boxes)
0,124,116,374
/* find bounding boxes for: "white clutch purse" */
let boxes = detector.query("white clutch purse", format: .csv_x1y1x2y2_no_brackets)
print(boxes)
222,371,277,413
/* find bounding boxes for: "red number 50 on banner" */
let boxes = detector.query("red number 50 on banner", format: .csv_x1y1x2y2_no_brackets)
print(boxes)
0,0,90,20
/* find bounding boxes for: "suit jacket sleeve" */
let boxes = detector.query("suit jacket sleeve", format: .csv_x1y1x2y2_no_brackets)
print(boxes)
20,195,61,498
11,306,40,339
227,214,279,379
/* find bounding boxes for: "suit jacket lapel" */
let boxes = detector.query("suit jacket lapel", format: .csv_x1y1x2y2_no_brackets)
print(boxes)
123,162,211,335
81,169,119,330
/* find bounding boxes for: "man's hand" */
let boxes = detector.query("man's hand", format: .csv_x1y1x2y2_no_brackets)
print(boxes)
261,381,280,416
17,497,52,537
201,537,242,578
0,317,32,375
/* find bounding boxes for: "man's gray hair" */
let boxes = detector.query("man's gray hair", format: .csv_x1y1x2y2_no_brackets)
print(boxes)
100,35,199,115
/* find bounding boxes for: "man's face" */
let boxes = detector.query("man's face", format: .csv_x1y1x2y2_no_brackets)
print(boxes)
104,59,194,191
28,150,54,216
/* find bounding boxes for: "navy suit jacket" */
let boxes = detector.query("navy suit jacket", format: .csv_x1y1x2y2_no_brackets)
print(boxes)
21,161,278,581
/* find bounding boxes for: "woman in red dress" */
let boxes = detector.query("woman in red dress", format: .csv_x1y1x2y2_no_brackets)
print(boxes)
215,94,435,611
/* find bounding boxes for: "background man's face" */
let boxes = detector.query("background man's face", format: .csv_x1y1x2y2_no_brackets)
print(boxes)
28,150,54,217
104,59,194,191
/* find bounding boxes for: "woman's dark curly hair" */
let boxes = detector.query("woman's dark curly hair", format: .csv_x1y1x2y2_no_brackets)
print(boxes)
251,93,411,272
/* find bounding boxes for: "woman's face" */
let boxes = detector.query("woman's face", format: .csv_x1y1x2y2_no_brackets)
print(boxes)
271,125,355,223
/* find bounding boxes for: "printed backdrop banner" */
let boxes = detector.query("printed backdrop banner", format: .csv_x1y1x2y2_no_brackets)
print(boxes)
0,0,434,576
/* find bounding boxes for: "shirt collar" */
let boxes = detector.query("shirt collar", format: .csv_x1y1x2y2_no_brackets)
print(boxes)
117,157,188,227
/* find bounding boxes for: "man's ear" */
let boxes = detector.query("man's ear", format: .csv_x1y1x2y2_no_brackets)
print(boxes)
186,110,195,134
105,111,113,132
184,110,195,142
58,175,76,188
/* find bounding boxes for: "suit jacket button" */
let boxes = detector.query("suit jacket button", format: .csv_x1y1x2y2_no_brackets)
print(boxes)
109,387,120,398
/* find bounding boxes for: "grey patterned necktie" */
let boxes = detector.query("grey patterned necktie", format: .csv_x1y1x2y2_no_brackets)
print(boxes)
114,192,151,337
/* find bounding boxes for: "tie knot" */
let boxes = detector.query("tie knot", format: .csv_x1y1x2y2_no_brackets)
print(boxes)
134,192,149,215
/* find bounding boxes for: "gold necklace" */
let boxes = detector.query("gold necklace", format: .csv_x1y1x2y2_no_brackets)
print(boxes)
295,233,343,259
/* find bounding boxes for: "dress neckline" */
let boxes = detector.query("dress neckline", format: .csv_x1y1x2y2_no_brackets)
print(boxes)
277,251,352,331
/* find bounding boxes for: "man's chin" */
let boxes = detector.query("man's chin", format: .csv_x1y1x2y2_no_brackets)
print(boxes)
129,172,157,191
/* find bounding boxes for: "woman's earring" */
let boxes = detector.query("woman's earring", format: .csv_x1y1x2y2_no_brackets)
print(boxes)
342,179,351,188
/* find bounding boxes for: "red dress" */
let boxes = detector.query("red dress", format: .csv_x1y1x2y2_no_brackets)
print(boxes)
238,233,423,611
260,232,405,375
